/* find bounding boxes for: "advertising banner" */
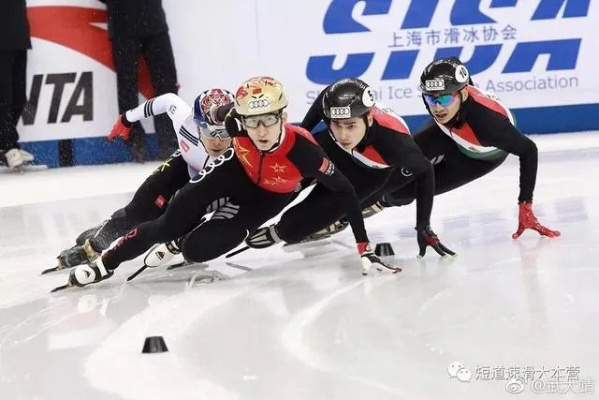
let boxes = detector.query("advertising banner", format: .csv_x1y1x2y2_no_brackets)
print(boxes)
256,0,597,118
19,0,599,142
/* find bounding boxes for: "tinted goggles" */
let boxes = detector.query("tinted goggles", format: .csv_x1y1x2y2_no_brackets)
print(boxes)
196,120,230,139
242,113,280,129
201,128,229,140
423,93,457,107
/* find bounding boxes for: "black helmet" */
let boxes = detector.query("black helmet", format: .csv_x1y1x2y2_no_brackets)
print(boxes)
322,78,375,119
420,57,470,95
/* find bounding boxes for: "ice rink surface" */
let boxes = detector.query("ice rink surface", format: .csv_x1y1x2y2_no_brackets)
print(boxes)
1,132,599,399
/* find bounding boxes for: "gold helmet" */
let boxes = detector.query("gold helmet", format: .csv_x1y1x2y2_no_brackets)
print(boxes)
234,76,289,116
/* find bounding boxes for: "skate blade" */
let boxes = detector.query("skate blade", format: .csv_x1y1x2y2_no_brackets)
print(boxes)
126,265,148,282
283,235,330,247
363,266,401,276
168,261,209,271
165,261,188,271
41,265,65,275
225,262,252,272
386,266,402,274
50,282,73,293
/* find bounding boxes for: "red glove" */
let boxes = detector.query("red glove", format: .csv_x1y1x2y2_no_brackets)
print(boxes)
107,115,132,141
512,201,561,239
416,225,456,258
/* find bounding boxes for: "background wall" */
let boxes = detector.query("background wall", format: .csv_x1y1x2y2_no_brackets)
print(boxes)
18,0,599,166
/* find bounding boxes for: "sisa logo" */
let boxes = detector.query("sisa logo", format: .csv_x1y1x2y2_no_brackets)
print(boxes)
306,0,590,84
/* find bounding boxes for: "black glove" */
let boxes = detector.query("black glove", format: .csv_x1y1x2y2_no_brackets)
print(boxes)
416,225,456,258
203,104,221,125
246,225,282,249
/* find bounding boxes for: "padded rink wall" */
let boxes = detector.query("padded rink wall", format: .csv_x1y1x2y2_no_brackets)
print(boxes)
19,0,599,167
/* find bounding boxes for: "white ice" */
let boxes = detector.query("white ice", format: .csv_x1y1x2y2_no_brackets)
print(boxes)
1,132,599,400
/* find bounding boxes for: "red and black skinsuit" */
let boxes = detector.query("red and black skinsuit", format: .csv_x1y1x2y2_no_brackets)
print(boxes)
98,108,369,270
274,91,435,243
380,86,536,207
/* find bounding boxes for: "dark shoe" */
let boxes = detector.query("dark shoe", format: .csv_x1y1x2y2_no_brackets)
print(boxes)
56,239,100,270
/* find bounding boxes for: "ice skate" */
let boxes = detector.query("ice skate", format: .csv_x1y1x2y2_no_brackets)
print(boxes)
43,239,100,274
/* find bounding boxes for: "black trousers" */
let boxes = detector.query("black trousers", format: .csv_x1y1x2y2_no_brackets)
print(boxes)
278,135,393,243
0,50,27,151
80,150,191,251
366,119,508,207
103,149,294,269
111,31,178,153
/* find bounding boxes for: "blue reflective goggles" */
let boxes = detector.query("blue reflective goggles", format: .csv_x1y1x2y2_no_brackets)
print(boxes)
423,93,457,107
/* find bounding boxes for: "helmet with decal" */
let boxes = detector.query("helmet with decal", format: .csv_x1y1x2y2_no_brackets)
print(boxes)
322,78,375,119
193,88,235,138
420,57,471,95
193,88,235,126
234,76,288,116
